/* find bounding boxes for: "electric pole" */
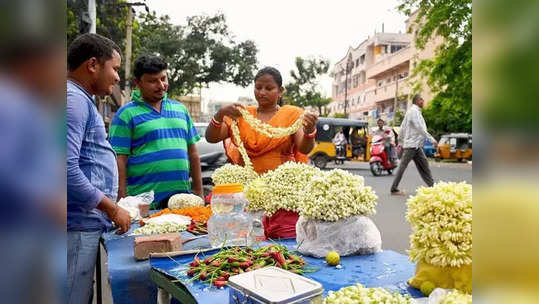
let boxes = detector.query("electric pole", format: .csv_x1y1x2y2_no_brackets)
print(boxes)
124,6,133,103
120,2,149,105
88,0,96,33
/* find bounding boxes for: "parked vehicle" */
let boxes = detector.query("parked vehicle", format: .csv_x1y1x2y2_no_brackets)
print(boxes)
194,122,226,167
308,117,370,169
369,134,398,176
435,133,472,162
423,138,436,158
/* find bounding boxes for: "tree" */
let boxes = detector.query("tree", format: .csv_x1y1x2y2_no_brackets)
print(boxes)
283,57,332,116
132,12,258,96
67,2,258,96
398,0,472,138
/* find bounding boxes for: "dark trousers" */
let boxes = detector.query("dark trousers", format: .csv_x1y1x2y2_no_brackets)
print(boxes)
391,147,433,192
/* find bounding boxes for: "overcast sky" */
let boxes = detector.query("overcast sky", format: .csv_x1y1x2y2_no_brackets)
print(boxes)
143,0,407,111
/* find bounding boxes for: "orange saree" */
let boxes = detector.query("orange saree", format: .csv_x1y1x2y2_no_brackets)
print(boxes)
223,105,307,239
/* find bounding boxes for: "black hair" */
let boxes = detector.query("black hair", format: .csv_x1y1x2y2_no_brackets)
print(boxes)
67,33,122,71
133,55,168,79
254,66,284,105
377,118,385,123
412,93,422,104
254,66,283,87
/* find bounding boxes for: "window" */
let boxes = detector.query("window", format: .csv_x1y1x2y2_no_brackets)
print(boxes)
390,45,405,53
356,59,359,66
360,55,365,64
352,75,359,88
386,78,391,84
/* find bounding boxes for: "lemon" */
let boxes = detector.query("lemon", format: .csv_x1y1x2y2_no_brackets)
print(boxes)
420,281,435,296
326,251,340,266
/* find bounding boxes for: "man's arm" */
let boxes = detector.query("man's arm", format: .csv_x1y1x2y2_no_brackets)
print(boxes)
67,94,130,233
410,110,436,144
116,154,128,200
188,144,203,198
66,94,105,209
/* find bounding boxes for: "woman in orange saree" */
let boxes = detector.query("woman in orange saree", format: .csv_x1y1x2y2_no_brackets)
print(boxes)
205,67,318,239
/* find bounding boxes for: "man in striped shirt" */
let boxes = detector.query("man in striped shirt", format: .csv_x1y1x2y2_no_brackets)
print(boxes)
109,55,202,209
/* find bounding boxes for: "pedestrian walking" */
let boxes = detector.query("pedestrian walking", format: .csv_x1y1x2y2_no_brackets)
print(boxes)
391,94,438,195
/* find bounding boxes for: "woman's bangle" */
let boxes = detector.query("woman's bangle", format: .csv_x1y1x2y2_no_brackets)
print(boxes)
210,116,223,128
303,128,317,139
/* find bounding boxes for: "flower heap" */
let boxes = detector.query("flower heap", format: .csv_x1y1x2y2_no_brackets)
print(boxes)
300,169,377,221
168,193,204,210
216,107,304,186
323,284,413,304
245,162,321,214
406,181,472,268
211,163,259,187
440,290,472,304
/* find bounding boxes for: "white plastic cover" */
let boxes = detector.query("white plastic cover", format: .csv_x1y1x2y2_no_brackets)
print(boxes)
295,215,382,258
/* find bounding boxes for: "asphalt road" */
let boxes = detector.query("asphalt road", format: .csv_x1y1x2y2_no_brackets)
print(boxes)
326,161,472,254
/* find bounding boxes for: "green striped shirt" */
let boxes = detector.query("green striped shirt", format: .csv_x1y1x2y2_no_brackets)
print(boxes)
109,94,200,203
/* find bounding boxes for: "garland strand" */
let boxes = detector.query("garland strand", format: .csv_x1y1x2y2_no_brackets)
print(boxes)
230,108,304,171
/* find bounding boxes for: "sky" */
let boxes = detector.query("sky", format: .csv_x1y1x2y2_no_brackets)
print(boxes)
143,0,407,112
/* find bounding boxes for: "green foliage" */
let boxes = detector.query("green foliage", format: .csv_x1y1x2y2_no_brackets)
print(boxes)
283,57,332,115
399,0,472,136
391,109,405,126
67,1,258,96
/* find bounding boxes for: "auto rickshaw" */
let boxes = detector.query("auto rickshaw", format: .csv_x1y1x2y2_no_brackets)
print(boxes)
308,117,370,168
435,133,472,162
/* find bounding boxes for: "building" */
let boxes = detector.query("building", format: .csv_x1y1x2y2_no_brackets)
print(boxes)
205,97,257,120
328,11,442,124
178,95,202,122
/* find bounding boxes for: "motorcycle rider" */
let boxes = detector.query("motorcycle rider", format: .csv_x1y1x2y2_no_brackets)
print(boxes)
372,119,395,165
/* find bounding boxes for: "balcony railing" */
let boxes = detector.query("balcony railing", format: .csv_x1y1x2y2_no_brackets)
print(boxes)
367,47,414,79
364,77,412,105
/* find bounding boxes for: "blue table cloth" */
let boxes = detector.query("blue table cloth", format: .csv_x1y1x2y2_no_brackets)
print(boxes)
102,224,211,304
150,238,422,303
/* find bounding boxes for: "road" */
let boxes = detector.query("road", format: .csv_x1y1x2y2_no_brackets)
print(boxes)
326,161,472,254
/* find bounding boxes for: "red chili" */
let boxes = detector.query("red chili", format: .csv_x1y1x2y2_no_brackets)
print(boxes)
213,280,227,287
204,257,212,265
187,269,196,277
211,260,221,267
239,262,250,269
200,273,207,280
227,257,238,263
270,251,287,266
221,271,230,280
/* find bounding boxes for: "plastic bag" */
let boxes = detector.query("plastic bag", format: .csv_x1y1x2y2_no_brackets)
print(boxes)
295,215,382,258
117,191,154,220
408,260,472,295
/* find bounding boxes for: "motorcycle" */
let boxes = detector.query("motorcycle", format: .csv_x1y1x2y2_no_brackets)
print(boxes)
369,134,398,176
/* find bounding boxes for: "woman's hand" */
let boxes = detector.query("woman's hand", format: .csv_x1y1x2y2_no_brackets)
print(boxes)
215,103,245,121
302,112,318,134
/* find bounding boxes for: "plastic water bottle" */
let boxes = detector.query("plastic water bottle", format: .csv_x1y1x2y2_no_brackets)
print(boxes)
207,184,256,247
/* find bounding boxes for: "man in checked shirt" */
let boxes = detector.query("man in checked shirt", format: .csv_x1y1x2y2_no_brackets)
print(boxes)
391,94,438,195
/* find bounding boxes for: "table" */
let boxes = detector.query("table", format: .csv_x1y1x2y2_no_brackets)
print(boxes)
103,226,422,304
150,238,422,304
101,224,211,304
